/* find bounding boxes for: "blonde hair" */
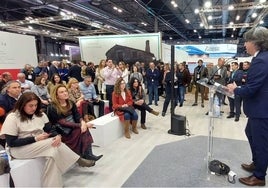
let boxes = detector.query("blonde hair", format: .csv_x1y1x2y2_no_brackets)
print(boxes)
67,77,79,89
50,84,73,115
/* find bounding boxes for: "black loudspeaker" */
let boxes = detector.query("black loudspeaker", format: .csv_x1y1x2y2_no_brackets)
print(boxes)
168,114,186,135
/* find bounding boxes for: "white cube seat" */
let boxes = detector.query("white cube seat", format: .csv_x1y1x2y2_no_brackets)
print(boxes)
90,112,123,147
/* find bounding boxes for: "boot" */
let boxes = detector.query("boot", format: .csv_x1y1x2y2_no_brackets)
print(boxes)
123,120,131,139
150,110,159,116
141,123,147,129
131,120,139,134
77,157,95,167
83,145,103,161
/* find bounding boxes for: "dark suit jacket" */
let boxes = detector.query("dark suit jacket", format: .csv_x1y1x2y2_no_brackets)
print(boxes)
234,51,268,118
228,69,243,86
146,68,160,86
68,64,83,82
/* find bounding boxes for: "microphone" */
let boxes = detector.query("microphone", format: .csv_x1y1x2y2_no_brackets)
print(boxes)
207,57,237,85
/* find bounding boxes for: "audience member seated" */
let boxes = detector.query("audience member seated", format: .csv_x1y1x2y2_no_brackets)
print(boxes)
31,76,51,112
0,72,13,92
129,78,159,129
47,73,66,95
79,76,105,118
67,78,93,122
129,65,143,84
112,77,138,139
20,64,36,83
1,92,95,187
16,73,34,93
0,81,21,147
47,84,103,161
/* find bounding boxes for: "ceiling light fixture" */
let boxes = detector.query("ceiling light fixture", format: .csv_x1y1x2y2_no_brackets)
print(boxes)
252,12,257,18
204,1,212,8
236,15,240,21
185,19,190,24
194,9,199,14
208,15,212,20
259,0,266,3
228,5,234,10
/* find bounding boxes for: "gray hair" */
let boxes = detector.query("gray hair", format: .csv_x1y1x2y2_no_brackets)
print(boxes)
244,26,268,51
1,80,21,94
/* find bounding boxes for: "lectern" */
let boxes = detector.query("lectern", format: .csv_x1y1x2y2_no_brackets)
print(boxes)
197,78,234,171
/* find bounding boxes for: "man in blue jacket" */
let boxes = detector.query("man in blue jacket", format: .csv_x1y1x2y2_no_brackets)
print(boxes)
146,62,160,106
228,26,268,186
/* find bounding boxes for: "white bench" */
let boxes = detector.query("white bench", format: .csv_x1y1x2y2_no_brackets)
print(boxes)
9,157,46,187
90,112,123,147
0,173,10,187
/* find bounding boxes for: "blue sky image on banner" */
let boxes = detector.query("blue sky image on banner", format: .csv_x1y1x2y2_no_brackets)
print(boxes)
175,44,237,58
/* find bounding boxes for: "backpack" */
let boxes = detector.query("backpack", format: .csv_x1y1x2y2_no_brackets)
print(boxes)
209,160,230,175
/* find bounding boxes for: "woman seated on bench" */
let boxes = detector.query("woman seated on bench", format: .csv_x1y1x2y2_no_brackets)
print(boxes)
1,92,95,187
67,78,94,122
112,77,138,139
129,78,159,129
47,84,103,161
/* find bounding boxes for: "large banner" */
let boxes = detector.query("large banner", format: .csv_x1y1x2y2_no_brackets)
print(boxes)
79,33,162,64
175,44,238,73
0,31,37,69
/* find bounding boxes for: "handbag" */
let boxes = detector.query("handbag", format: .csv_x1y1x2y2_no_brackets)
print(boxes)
116,106,135,115
209,160,230,175
54,124,73,136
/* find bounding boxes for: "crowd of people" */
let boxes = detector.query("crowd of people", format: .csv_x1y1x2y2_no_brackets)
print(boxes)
1,26,267,187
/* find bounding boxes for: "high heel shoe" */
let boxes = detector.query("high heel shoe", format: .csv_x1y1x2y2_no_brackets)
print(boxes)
84,154,103,161
77,157,95,167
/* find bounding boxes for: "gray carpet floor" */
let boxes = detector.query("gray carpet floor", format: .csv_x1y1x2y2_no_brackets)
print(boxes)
123,136,268,187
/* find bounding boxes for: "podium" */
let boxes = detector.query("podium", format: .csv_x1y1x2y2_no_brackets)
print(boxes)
197,79,234,171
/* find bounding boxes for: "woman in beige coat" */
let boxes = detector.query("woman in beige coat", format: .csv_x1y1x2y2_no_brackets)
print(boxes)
1,92,95,187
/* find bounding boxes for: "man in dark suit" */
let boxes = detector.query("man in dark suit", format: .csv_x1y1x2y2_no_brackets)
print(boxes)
228,26,268,186
226,62,243,121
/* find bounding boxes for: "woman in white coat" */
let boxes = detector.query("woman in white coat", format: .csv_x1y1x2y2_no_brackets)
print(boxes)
1,92,95,187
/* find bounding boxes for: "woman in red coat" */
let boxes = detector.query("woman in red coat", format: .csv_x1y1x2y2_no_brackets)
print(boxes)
112,77,138,139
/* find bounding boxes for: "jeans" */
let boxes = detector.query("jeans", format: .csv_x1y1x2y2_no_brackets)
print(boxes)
148,83,158,104
124,111,138,121
134,103,153,124
177,85,186,105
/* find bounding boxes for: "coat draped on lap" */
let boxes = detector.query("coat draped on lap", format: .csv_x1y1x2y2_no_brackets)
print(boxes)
47,102,93,155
